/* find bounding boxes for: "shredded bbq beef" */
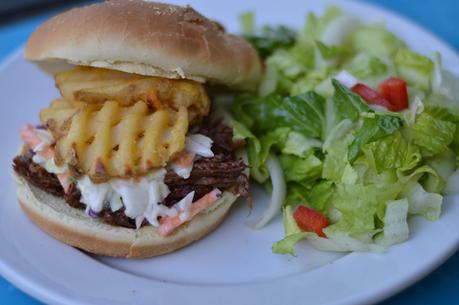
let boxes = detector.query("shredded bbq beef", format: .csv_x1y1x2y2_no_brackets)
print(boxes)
164,157,247,206
100,208,137,229
13,150,64,197
197,120,246,154
13,121,249,228
64,184,85,209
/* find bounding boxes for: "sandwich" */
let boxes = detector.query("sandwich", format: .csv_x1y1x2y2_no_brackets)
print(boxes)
12,0,261,258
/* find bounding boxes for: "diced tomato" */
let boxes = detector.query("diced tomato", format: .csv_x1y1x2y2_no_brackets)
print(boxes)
293,206,329,237
159,189,222,236
351,83,395,111
378,77,409,111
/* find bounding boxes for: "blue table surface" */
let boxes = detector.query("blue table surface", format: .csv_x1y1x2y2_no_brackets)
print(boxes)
1,0,458,304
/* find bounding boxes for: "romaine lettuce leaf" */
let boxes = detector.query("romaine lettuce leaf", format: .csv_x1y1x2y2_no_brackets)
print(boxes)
344,53,388,81
300,6,358,46
231,94,259,129
401,181,443,221
349,25,406,58
290,66,331,96
423,149,455,193
283,205,301,235
425,105,459,122
245,127,290,183
331,80,403,162
322,130,354,182
282,131,322,157
426,89,459,121
272,232,306,255
273,229,386,254
323,119,354,152
232,92,326,138
284,183,310,207
232,118,257,142
326,182,402,236
348,115,402,162
332,79,370,122
316,41,349,60
243,21,297,58
267,48,311,81
301,6,342,42
361,131,421,173
424,106,459,154
233,121,266,183
258,64,280,97
307,180,334,212
284,179,333,210
403,112,456,157
280,154,322,183
394,48,434,90
375,199,409,246
259,128,290,162
401,96,425,126
308,230,385,252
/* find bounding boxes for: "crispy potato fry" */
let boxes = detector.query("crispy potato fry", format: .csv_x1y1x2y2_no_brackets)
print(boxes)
40,67,207,180
55,67,210,122
42,99,189,181
139,109,170,171
39,99,83,140
112,101,148,175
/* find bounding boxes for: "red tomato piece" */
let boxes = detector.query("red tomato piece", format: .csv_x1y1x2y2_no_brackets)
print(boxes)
378,77,409,111
293,206,329,237
351,83,395,111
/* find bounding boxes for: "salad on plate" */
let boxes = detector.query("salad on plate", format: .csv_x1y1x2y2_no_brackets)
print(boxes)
231,6,459,255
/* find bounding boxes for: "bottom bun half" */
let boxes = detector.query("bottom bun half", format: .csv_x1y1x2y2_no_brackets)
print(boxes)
13,172,237,258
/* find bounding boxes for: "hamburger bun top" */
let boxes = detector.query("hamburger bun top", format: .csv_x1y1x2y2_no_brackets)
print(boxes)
25,0,262,91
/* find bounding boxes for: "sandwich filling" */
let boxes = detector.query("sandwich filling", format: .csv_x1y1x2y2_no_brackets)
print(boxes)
13,67,249,236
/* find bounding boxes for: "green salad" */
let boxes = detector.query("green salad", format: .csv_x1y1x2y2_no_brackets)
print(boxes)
231,7,459,254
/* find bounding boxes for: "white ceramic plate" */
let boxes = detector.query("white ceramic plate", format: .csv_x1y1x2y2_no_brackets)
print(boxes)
1,0,459,304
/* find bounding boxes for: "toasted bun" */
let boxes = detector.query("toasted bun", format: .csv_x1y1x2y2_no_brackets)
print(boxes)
24,0,262,90
13,172,237,258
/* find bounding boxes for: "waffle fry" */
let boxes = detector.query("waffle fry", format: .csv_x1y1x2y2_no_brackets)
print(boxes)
55,67,210,122
40,99,86,139
42,100,189,181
